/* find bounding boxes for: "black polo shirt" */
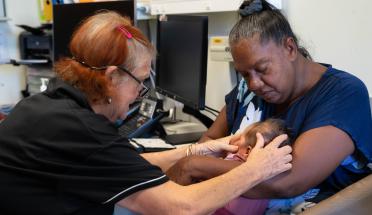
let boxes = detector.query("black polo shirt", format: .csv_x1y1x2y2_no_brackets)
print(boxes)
0,78,168,215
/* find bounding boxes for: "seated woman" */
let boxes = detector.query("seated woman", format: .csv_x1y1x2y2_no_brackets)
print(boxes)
167,0,372,214
167,118,291,215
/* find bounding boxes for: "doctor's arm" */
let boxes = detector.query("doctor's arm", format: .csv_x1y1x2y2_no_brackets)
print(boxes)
140,134,237,172
118,135,292,215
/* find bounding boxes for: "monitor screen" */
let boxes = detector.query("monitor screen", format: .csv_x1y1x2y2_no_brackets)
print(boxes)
53,1,135,62
155,15,208,110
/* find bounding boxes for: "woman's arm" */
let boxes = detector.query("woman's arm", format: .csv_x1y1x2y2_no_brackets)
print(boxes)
242,125,355,198
118,134,292,215
199,106,230,143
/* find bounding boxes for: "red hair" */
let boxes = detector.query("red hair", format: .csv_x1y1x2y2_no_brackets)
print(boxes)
54,11,154,104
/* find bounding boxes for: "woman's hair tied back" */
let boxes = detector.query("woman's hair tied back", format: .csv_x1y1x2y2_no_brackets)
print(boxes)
239,0,263,17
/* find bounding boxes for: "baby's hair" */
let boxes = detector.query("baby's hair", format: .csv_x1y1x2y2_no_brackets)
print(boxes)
243,118,291,148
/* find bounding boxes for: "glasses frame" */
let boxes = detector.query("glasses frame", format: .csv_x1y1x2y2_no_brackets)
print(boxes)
117,66,149,98
72,57,149,98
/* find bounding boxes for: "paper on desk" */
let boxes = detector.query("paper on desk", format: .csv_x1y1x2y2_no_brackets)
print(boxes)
131,138,175,149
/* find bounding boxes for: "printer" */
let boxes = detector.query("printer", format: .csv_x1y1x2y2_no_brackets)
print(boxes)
19,31,52,61
17,24,54,96
18,24,53,61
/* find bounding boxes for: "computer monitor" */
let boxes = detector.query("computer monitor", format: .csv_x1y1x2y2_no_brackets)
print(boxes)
155,15,208,110
52,1,135,62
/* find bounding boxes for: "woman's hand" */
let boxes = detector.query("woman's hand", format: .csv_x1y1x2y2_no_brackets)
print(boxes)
194,135,239,157
244,132,292,181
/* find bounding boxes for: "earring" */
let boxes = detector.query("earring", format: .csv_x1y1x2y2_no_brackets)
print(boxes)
107,97,112,104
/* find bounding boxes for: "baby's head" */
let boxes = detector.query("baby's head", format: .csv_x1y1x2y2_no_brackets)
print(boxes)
228,118,291,161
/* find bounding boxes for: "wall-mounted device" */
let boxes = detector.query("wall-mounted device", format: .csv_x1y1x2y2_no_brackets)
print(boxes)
209,36,233,62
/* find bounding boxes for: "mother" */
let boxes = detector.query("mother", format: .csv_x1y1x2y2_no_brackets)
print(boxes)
169,0,372,212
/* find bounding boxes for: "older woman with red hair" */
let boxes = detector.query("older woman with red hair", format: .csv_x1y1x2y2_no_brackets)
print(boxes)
0,11,291,215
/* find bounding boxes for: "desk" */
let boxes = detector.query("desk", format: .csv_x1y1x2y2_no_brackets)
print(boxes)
129,121,206,152
162,121,207,135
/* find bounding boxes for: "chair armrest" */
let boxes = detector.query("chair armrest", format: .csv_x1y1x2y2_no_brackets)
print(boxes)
301,174,372,215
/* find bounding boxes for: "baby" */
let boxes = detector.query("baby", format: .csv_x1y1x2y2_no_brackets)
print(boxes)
214,118,291,215
225,118,291,162
167,118,291,215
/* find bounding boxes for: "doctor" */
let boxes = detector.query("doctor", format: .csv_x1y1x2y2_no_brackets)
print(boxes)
0,11,292,215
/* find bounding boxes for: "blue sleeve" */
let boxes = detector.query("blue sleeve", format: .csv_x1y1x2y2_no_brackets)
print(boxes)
301,74,372,162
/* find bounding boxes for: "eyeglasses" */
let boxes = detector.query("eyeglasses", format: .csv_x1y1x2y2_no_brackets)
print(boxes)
72,57,149,98
117,66,149,98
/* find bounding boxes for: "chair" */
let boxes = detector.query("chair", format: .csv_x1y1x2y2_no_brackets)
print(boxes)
301,174,372,215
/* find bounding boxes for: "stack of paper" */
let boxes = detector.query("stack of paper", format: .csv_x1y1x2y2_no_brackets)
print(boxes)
130,138,175,150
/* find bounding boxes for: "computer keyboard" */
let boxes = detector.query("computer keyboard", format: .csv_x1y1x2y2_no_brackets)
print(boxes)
117,105,167,139
118,114,144,138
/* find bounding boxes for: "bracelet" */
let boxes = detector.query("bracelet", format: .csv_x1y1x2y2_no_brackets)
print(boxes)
194,142,204,156
186,144,194,157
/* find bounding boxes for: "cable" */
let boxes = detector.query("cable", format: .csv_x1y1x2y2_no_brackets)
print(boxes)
145,18,152,43
202,109,218,117
149,67,156,88
205,106,220,114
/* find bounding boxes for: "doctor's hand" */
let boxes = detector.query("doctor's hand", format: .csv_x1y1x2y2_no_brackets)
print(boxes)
193,135,239,158
243,133,293,181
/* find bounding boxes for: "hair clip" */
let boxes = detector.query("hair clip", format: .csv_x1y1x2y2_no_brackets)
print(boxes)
117,25,133,39
71,56,107,70
239,0,263,17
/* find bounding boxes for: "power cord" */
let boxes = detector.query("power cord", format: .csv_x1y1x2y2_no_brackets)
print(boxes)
205,105,220,114
202,109,218,117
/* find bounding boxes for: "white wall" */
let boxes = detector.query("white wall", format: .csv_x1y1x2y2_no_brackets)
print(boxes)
204,12,239,113
203,0,372,113
2,0,372,107
282,0,372,94
204,0,372,112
